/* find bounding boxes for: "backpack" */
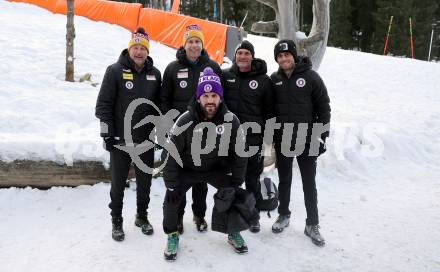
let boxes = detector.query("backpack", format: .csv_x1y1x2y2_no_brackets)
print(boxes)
257,178,278,217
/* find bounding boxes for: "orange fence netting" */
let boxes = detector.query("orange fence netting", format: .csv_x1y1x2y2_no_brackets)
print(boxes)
139,8,227,64
7,0,228,64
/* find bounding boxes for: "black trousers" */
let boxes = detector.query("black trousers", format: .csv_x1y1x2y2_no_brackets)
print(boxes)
109,148,154,218
245,149,264,211
275,143,319,225
177,182,208,219
163,170,234,234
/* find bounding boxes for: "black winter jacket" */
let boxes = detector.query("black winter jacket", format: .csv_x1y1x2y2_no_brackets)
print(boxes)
162,100,247,189
270,57,331,146
223,59,274,146
95,49,161,143
211,187,259,234
160,48,223,115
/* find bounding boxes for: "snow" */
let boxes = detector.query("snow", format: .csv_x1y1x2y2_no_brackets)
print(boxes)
1,1,440,271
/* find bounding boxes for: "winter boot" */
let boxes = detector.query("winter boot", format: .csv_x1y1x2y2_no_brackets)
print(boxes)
134,214,154,235
272,214,290,233
249,219,260,233
164,232,179,261
193,216,208,232
227,232,248,254
304,224,325,247
111,216,125,242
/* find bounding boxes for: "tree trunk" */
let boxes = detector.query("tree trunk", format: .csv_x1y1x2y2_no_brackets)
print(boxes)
252,0,331,70
65,0,75,82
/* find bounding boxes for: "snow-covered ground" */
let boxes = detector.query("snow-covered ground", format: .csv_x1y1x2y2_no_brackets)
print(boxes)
1,1,440,271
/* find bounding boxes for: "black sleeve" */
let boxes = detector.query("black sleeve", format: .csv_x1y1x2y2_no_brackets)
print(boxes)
154,69,162,113
162,115,188,189
262,76,275,120
95,65,117,137
229,115,247,186
311,71,331,137
160,64,173,114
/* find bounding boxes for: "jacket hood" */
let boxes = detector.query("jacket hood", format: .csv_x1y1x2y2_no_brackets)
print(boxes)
230,58,267,77
176,47,210,66
117,49,154,72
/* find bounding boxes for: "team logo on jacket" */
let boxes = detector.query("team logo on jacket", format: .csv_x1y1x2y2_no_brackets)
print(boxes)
125,81,133,90
249,80,258,89
296,78,306,87
204,84,213,92
180,80,187,88
216,124,225,135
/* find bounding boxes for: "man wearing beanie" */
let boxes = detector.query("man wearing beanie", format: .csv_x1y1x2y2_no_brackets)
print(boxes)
222,40,274,233
160,24,223,234
162,67,249,260
95,27,161,242
270,39,331,247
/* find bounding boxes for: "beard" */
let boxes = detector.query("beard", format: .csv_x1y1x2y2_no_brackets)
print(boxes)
201,103,218,119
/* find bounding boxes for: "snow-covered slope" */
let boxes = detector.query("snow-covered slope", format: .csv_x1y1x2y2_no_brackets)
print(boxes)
1,1,439,271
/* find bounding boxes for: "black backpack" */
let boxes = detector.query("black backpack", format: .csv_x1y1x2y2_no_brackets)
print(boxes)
257,178,278,217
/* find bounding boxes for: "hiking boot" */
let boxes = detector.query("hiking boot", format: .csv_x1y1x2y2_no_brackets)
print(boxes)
134,214,154,235
249,219,260,233
227,232,248,254
272,214,290,233
193,216,208,232
111,216,125,242
304,224,325,247
164,232,179,261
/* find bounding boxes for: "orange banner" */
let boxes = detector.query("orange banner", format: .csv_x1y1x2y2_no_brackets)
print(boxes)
138,8,227,64
52,0,142,32
7,0,227,64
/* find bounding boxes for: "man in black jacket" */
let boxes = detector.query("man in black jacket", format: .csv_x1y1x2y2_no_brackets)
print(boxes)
95,27,161,242
270,39,331,247
162,68,248,261
160,24,223,233
223,41,274,233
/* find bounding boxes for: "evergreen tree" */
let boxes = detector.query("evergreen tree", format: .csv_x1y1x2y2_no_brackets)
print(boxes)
373,0,438,59
328,0,354,49
411,0,439,60
351,0,377,52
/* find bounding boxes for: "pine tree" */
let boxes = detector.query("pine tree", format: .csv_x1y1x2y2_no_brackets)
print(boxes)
373,0,438,59
351,0,377,52
411,0,439,60
328,0,354,49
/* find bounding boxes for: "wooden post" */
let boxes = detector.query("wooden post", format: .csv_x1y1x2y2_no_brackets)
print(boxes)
65,0,75,82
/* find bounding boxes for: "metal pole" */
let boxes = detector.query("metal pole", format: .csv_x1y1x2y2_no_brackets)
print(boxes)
409,17,414,59
219,0,223,24
383,16,393,55
428,24,435,61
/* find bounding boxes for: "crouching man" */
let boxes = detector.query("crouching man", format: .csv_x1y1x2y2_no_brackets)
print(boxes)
161,67,248,260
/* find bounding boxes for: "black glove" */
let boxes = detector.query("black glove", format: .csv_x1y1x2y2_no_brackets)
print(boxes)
318,136,327,156
103,136,117,152
165,188,181,204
